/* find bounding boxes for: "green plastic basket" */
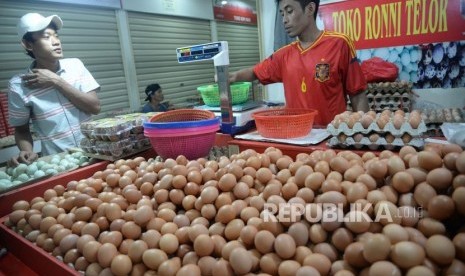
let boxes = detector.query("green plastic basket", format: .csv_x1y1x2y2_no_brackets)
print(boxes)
197,82,251,107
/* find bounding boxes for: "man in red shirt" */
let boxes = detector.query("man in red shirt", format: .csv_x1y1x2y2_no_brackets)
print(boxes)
230,0,369,126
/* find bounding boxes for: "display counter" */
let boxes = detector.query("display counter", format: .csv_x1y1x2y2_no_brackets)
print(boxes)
0,134,449,275
0,148,157,218
0,149,158,275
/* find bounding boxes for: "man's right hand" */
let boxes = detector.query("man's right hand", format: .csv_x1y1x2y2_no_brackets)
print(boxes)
8,151,38,167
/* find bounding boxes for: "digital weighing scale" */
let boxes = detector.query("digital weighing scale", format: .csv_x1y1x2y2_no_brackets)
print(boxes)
176,41,266,135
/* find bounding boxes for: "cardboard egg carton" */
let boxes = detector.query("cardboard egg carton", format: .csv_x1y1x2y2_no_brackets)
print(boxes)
327,136,424,150
421,108,464,124
327,119,427,137
366,81,413,95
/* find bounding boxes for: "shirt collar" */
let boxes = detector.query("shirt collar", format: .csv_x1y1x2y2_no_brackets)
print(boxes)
28,59,65,74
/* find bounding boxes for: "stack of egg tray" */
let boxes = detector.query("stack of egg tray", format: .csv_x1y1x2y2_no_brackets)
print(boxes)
421,108,464,136
79,115,150,158
346,81,413,112
327,112,427,150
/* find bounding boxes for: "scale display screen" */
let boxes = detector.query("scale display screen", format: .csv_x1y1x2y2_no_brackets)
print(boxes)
176,42,223,63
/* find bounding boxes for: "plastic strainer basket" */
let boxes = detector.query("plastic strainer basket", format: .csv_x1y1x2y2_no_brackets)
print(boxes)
144,109,219,159
197,82,251,107
253,108,319,139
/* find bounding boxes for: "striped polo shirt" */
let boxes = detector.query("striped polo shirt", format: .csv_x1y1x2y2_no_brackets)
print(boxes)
8,58,100,156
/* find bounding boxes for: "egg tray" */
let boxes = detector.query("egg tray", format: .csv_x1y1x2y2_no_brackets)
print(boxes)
327,136,424,150
327,118,427,137
132,138,150,150
421,108,464,124
366,92,410,99
371,106,411,113
369,101,411,109
365,81,413,94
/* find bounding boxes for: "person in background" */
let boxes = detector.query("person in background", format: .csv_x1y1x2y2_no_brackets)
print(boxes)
8,13,100,166
229,0,369,126
141,83,172,112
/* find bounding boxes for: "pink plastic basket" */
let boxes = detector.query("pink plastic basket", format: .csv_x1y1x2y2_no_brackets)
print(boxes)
146,131,217,160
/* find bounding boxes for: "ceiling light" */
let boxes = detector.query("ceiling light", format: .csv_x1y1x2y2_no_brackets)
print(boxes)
221,0,228,5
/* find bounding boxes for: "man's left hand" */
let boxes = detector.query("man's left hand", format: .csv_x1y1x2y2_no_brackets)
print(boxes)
22,69,60,89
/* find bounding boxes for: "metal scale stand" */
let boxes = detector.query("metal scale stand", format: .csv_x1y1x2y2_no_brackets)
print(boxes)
176,41,260,134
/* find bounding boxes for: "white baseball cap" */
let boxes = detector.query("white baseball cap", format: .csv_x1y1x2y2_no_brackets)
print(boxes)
17,13,63,40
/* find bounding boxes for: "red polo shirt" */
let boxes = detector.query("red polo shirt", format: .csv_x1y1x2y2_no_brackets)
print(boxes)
254,31,367,126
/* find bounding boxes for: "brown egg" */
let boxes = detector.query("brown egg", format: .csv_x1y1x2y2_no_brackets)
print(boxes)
159,233,179,254
224,219,244,241
229,247,253,275
453,187,465,215
390,241,425,269
59,233,79,254
193,234,214,257
83,241,102,263
417,218,446,237
368,261,401,276
425,235,455,265
142,249,168,270
427,195,455,220
260,253,282,275
413,182,437,209
110,254,132,276
273,233,296,259
382,224,409,244
157,257,181,275
426,168,453,190
417,151,442,171
121,221,142,240
455,152,465,173
362,233,391,263
392,171,415,193
303,253,331,275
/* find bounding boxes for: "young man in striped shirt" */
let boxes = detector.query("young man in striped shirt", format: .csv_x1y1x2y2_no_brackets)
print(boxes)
8,13,100,166
230,0,369,126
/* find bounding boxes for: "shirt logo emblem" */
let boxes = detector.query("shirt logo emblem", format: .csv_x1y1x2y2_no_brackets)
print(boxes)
315,63,330,82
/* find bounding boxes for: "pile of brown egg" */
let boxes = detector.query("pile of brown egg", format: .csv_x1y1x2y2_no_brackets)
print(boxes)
5,144,465,276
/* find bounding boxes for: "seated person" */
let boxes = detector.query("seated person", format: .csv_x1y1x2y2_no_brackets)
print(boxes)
141,83,172,112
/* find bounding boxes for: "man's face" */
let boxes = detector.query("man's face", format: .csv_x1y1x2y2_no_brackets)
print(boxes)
24,28,63,61
152,89,164,102
279,0,314,37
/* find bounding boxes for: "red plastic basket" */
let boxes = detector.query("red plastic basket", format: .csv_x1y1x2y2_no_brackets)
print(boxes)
150,109,215,123
253,108,318,138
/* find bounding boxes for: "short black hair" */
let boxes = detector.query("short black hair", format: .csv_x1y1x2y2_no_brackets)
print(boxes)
145,83,161,101
277,0,320,20
22,22,58,59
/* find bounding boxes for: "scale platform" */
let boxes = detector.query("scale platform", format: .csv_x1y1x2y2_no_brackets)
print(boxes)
195,102,267,135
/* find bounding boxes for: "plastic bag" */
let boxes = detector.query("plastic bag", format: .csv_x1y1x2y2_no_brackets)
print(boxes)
441,123,465,147
361,57,399,83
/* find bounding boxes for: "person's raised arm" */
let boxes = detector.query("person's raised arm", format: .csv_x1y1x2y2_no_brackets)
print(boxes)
22,69,101,115
229,67,257,83
349,92,369,112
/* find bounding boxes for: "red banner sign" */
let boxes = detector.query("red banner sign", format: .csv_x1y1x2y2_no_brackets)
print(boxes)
214,1,257,25
319,0,465,49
